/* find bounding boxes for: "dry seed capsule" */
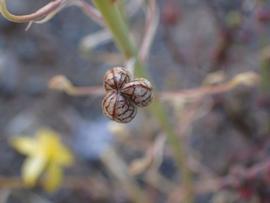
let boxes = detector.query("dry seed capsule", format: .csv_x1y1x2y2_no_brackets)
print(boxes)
103,67,131,91
121,78,153,107
102,90,137,123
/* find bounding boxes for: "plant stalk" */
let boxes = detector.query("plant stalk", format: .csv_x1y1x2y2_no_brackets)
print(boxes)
92,0,193,202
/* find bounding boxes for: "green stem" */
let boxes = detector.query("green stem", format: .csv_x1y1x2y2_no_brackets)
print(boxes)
117,0,127,22
93,0,135,59
260,60,270,93
92,1,193,202
150,100,193,202
93,0,145,77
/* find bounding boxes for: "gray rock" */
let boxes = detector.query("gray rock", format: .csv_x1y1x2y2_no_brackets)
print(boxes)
72,118,113,160
0,51,19,96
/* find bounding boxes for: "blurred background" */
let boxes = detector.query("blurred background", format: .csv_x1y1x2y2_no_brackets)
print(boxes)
0,0,270,202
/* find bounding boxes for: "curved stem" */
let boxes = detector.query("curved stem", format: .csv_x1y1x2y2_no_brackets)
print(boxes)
0,0,62,23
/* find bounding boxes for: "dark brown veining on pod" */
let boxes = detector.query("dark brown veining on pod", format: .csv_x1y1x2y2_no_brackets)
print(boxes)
121,78,153,107
102,90,137,123
103,67,131,91
102,67,153,123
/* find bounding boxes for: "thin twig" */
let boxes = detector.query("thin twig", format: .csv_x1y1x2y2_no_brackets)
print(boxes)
0,0,63,23
101,148,149,203
49,72,259,105
76,0,104,25
48,75,104,96
161,72,260,101
139,0,159,63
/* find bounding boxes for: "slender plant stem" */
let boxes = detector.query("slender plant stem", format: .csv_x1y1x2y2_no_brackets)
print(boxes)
92,0,145,77
93,0,135,59
92,0,193,202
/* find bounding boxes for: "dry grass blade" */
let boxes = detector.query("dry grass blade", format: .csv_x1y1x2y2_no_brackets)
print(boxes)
0,0,63,23
49,75,103,96
139,0,159,63
161,72,260,102
75,0,104,25
80,29,112,52
129,135,166,176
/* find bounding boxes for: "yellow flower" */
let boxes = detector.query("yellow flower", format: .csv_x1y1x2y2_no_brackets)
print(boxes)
11,128,73,192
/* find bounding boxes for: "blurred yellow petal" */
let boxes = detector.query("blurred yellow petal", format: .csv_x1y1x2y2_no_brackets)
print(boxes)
43,163,62,192
11,137,37,155
36,128,73,166
36,129,60,145
22,154,46,187
55,145,73,166
11,128,74,192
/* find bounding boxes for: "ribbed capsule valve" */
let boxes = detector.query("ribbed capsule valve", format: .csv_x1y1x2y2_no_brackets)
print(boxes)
102,67,153,123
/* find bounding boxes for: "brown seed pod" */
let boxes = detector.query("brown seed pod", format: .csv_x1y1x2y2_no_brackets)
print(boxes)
102,90,137,123
103,67,131,91
121,78,153,107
